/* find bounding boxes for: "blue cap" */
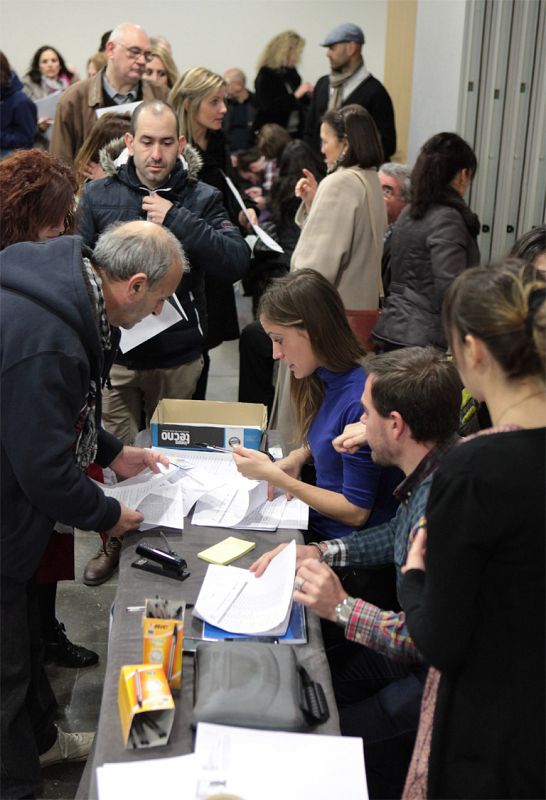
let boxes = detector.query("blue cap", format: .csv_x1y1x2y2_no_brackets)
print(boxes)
320,23,365,47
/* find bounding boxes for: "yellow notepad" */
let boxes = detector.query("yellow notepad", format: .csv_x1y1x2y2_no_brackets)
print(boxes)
197,537,256,565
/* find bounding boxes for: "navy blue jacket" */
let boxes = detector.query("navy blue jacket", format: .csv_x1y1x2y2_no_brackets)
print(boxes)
78,146,250,364
0,71,37,157
0,237,122,584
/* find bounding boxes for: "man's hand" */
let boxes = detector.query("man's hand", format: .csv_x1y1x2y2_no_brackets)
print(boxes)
105,501,143,537
401,525,427,573
109,446,169,478
295,168,318,213
294,560,347,622
332,421,367,454
142,193,173,225
249,542,320,577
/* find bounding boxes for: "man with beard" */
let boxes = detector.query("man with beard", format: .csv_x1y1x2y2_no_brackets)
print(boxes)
304,22,396,161
246,347,461,798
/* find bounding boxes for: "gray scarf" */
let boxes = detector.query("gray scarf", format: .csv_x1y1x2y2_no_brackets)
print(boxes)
328,57,365,110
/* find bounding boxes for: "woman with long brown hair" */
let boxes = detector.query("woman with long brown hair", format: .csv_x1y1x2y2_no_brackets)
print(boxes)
234,269,399,541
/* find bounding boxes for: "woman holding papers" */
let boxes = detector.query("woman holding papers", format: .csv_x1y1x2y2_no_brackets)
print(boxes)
400,261,545,798
168,66,257,396
234,269,399,542
23,45,76,148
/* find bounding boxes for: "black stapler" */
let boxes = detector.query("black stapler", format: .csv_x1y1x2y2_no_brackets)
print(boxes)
132,542,190,582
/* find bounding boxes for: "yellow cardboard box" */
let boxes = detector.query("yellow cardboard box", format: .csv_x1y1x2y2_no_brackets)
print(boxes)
118,664,174,749
143,598,185,691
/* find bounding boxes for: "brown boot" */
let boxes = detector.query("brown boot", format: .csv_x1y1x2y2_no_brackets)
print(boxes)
83,536,122,586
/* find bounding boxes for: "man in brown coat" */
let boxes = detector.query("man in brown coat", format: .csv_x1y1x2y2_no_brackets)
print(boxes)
50,22,167,163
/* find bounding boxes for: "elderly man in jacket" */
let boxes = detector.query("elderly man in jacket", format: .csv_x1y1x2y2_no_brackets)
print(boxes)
0,221,183,800
50,22,167,163
78,99,250,585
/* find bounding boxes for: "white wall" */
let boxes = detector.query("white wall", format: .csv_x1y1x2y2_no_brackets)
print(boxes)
0,0,388,88
407,0,467,163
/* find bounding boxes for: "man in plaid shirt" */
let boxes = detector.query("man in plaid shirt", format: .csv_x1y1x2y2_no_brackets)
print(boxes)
250,347,461,798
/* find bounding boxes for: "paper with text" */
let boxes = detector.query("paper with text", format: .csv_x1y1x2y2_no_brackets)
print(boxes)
119,300,182,353
223,173,284,253
193,539,296,634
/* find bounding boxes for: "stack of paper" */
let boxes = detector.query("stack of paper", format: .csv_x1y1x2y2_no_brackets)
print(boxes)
193,540,296,635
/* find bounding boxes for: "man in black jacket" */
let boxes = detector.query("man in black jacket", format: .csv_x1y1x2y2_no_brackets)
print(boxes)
0,222,182,799
78,100,250,584
304,22,396,161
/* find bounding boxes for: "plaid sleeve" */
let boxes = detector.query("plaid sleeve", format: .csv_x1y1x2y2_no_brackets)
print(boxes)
345,599,424,664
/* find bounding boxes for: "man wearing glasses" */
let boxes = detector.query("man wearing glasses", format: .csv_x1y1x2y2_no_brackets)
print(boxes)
51,22,167,163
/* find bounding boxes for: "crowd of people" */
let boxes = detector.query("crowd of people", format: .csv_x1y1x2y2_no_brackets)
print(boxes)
1,18,545,800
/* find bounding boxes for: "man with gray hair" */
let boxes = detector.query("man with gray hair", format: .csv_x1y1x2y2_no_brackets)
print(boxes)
223,67,256,153
304,22,396,161
0,221,182,798
378,162,411,296
51,22,167,164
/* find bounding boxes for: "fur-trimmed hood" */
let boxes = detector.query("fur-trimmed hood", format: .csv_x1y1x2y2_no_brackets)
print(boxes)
98,136,204,184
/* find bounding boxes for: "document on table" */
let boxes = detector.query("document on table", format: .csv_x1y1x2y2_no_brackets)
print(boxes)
193,539,296,634
97,753,197,800
98,466,184,529
119,299,182,353
194,723,369,800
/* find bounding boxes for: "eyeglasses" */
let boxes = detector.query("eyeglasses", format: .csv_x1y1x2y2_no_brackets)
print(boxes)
117,43,153,62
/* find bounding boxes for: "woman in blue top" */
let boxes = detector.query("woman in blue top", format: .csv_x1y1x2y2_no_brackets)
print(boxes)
234,269,399,540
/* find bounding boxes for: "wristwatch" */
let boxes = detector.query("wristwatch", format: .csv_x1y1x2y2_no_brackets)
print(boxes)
335,597,357,628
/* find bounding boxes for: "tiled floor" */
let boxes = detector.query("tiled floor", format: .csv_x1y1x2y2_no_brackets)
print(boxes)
42,297,245,799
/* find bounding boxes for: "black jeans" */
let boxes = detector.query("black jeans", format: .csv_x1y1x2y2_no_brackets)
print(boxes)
1,576,57,799
323,619,426,799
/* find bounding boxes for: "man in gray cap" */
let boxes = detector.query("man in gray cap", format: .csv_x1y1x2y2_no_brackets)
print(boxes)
304,22,396,160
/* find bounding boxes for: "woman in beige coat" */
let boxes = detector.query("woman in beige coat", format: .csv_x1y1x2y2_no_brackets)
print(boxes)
292,104,386,308
272,104,386,446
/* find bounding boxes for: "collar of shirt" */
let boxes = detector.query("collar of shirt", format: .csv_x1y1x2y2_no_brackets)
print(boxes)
394,432,460,503
102,73,139,104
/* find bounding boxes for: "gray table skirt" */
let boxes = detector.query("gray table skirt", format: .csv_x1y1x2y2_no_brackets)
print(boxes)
77,522,340,799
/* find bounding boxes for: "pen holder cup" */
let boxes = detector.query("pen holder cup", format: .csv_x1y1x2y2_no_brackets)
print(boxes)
143,599,185,691
118,664,174,749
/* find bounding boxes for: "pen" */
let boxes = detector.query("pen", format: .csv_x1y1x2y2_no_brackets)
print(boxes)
134,668,143,707
167,625,177,681
195,442,233,453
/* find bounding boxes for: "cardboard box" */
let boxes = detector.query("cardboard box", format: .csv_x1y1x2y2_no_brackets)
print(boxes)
118,664,174,749
143,598,185,691
150,399,267,452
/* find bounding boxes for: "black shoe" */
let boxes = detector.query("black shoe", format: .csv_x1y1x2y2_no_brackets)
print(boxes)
44,620,99,668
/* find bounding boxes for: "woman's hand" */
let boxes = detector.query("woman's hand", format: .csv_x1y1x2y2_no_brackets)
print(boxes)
294,81,314,99
401,525,427,573
295,168,318,213
238,207,257,231
38,116,52,132
83,161,106,182
332,421,367,454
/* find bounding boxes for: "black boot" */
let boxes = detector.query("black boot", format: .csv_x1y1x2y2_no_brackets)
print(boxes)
44,619,99,668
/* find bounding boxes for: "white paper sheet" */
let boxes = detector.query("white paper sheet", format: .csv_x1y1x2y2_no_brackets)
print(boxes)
96,100,141,118
99,467,184,529
97,753,197,800
119,299,182,353
223,173,284,253
34,91,62,141
194,723,368,800
193,540,296,634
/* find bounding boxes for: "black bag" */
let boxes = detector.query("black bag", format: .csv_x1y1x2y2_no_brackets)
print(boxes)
192,641,329,731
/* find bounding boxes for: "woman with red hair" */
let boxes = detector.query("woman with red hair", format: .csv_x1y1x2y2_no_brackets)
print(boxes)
0,149,99,668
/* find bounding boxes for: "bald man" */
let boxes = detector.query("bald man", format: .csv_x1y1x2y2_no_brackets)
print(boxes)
50,22,167,163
